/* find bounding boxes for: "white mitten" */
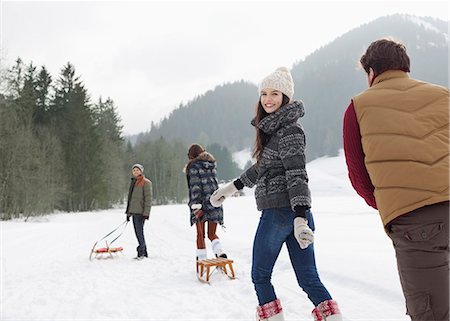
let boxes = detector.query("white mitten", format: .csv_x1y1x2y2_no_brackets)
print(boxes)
210,182,238,207
294,217,314,249
190,204,202,211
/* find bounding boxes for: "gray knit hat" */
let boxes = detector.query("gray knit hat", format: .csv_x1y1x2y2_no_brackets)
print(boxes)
258,67,294,101
132,163,144,173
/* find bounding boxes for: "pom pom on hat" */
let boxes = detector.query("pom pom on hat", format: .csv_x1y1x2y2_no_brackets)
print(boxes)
258,67,294,101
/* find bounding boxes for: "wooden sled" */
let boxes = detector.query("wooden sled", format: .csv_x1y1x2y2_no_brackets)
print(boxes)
90,241,123,260
89,220,128,260
197,257,236,283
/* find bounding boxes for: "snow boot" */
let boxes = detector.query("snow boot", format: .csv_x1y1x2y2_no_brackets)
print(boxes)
136,245,147,258
196,248,207,261
211,238,227,258
311,300,343,321
256,299,285,321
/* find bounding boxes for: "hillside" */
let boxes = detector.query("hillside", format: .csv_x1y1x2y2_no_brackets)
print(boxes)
135,14,449,160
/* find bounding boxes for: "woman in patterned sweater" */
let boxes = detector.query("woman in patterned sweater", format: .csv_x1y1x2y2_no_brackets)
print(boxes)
211,68,342,321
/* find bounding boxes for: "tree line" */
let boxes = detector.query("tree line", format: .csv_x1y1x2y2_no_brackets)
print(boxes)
0,60,241,220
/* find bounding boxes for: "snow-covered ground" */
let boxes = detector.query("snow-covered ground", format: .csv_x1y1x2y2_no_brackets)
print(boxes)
1,153,408,321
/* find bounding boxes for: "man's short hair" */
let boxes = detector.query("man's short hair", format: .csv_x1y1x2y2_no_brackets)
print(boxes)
360,38,410,76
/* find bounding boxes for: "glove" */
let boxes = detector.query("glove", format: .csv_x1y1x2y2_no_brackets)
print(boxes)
210,182,238,207
190,204,203,221
191,204,202,211
143,215,149,220
294,217,314,249
126,214,131,222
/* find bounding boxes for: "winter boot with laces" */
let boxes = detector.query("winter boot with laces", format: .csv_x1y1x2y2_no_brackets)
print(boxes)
311,299,343,321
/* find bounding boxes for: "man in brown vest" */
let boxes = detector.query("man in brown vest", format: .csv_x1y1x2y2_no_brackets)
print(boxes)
343,38,449,321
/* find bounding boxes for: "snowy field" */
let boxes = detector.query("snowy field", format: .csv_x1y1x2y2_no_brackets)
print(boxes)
1,153,409,321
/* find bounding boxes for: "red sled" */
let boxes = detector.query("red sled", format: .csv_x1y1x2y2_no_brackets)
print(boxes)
90,241,124,260
89,220,128,260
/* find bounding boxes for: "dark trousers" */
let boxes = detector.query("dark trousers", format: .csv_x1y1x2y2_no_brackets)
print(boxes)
387,202,449,321
132,215,147,257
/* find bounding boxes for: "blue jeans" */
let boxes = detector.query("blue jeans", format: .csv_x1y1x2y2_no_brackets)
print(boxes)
251,207,332,306
132,215,147,257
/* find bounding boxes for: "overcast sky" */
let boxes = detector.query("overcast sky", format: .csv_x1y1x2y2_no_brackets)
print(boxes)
1,1,448,135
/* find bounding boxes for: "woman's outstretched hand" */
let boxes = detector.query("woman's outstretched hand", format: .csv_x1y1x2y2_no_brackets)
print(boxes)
210,182,238,207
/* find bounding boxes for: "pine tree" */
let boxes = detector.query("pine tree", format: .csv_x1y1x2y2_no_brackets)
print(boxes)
52,63,103,211
34,66,52,125
92,97,127,207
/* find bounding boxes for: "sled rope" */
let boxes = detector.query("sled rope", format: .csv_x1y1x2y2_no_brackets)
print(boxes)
95,220,128,246
90,220,129,260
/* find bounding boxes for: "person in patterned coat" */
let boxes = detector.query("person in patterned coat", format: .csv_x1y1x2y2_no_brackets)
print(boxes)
211,67,343,321
185,144,227,261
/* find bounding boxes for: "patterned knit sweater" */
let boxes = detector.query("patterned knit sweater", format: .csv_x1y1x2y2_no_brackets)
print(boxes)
240,101,311,211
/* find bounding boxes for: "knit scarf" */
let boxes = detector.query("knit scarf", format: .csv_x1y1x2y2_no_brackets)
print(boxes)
254,100,305,135
135,174,146,187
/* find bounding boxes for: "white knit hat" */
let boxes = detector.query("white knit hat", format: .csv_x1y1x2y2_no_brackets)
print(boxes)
132,163,144,173
258,67,294,101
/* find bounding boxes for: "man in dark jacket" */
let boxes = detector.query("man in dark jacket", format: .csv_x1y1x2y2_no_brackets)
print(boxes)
125,163,152,260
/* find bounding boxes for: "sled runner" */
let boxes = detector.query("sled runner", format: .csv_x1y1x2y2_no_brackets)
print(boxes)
89,220,128,260
196,257,236,283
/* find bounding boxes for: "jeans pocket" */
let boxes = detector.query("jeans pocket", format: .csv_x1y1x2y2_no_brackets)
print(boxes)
406,292,435,320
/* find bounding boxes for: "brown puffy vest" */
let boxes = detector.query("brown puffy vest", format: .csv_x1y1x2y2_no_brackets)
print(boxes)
353,70,449,225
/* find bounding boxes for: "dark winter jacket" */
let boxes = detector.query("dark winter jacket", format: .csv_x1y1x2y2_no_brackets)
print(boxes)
125,175,152,216
240,101,311,211
186,152,224,226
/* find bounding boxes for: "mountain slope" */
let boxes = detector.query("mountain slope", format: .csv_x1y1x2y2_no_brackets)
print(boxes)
136,14,449,160
293,14,449,158
137,80,257,151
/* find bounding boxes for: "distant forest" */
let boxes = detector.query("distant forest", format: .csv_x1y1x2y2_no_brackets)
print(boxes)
0,60,240,220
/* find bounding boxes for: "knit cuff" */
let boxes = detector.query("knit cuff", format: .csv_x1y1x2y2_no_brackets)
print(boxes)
312,299,341,321
233,178,244,191
294,205,308,218
257,299,283,319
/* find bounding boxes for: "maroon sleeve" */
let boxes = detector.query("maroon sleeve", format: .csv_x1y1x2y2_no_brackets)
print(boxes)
343,101,377,209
